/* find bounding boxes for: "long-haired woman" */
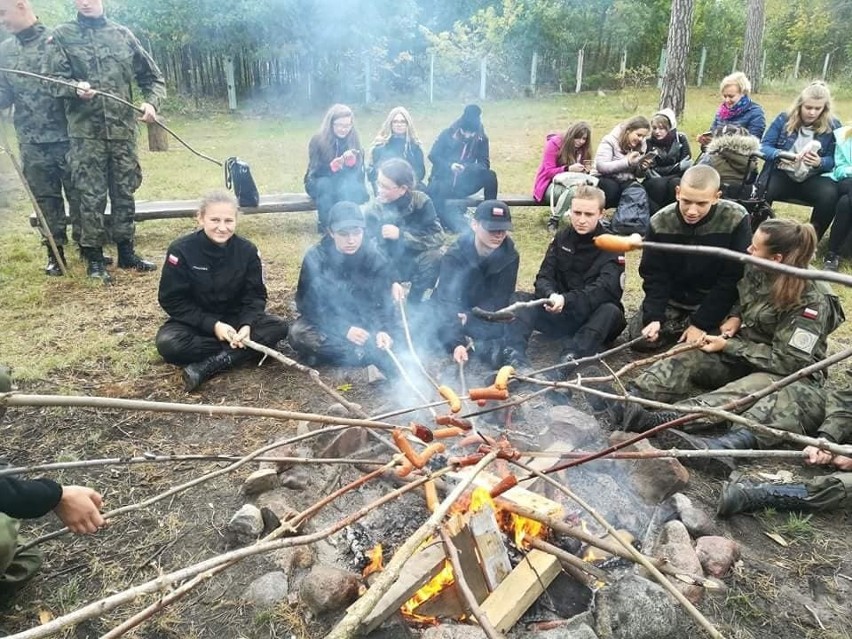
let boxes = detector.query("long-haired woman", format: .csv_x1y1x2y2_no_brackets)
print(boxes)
304,104,369,233
593,115,650,208
369,106,426,190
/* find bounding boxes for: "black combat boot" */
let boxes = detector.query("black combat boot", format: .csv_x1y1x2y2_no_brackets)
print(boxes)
663,428,758,475
182,350,237,392
717,478,812,517
621,405,682,432
117,240,157,272
44,246,66,276
77,244,113,265
84,247,112,284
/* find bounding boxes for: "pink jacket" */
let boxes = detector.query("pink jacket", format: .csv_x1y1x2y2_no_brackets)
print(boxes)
532,134,567,201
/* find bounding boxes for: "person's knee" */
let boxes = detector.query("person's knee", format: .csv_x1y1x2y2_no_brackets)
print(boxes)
252,316,289,346
155,327,193,365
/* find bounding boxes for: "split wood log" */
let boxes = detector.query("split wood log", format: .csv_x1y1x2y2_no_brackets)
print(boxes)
326,451,499,639
438,527,504,639
146,118,169,152
444,513,490,603
468,504,512,590
511,460,726,639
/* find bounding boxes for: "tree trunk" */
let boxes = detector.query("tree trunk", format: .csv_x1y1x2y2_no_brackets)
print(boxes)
659,0,695,119
742,0,765,92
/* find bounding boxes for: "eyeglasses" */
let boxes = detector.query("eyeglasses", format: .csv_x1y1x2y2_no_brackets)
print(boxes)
391,118,408,124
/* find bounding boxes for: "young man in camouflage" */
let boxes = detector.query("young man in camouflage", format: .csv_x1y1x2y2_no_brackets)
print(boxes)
629,164,752,351
0,0,78,276
43,0,165,282
717,386,852,515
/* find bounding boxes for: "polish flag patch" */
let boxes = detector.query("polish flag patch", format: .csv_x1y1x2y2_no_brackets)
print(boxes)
167,253,179,266
492,207,505,216
617,256,626,265
802,307,818,319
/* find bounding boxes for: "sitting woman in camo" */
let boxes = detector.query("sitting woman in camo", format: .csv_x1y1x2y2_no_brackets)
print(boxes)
156,191,289,392
531,121,594,232
362,158,444,305
304,104,369,233
368,107,427,192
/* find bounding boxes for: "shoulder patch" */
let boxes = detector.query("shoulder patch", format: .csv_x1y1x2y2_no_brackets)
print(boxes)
788,327,819,355
617,255,626,265
802,307,818,320
167,253,179,266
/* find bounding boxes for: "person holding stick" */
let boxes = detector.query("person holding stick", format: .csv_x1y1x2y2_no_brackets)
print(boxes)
0,366,105,596
156,191,288,392
0,0,78,276
717,386,852,515
614,219,845,472
42,0,165,283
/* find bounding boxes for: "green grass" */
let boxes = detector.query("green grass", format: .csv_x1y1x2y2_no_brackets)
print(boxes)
1,87,852,381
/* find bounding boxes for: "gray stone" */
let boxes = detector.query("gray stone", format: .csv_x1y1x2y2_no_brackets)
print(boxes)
226,504,264,547
299,565,361,615
242,571,289,607
243,468,280,495
608,432,689,503
255,493,299,523
594,574,691,639
280,469,310,490
549,405,605,449
695,536,741,578
515,612,599,638
670,493,719,537
650,520,704,604
421,624,488,639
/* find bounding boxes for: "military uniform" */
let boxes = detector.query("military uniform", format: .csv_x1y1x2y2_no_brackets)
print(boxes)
0,23,77,253
156,229,288,367
507,222,626,359
634,265,845,446
43,13,165,256
628,199,752,350
362,190,443,302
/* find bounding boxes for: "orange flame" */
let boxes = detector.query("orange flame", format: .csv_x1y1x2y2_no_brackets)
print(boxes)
363,543,383,579
400,559,455,621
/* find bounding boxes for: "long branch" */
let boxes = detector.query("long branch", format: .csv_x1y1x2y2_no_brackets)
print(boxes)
326,451,499,639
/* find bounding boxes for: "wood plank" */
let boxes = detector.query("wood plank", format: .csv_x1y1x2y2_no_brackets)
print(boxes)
479,549,563,633
468,504,512,591
447,518,490,603
449,468,565,521
133,193,317,220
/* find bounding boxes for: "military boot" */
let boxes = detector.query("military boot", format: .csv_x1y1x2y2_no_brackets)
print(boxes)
117,241,157,272
663,428,757,475
717,478,811,517
621,405,681,433
182,350,237,392
77,244,113,265
44,246,66,276
84,247,112,284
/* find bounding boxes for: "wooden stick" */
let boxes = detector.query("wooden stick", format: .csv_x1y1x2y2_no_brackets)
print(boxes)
438,527,504,639
513,449,807,461
326,451,499,639
526,537,609,583
9,470,447,639
525,336,646,378
383,346,437,417
511,460,726,639
397,299,442,391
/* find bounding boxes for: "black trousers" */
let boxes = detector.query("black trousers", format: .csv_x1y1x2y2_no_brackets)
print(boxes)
827,179,852,254
306,174,369,231
643,176,681,213
508,294,626,358
155,314,289,366
288,317,396,376
764,170,839,240
427,167,498,232
596,177,631,209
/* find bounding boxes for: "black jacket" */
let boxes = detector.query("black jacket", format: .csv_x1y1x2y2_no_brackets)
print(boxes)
158,230,268,335
295,237,395,338
304,134,365,187
646,131,692,177
534,224,624,324
362,191,443,259
0,476,62,519
640,200,752,331
370,136,426,184
427,126,490,182
432,233,519,349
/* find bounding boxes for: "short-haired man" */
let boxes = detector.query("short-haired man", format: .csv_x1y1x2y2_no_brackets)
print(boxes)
43,0,166,282
629,164,752,351
506,185,626,366
0,0,77,276
430,200,521,367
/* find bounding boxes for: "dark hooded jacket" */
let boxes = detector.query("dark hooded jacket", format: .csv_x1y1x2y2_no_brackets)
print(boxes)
427,124,491,183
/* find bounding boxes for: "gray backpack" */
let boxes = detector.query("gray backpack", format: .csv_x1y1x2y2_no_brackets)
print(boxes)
611,182,650,236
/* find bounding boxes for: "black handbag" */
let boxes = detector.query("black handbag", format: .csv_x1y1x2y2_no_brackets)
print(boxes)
224,157,260,208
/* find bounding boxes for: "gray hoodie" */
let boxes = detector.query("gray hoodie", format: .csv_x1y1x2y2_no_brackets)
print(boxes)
593,123,648,183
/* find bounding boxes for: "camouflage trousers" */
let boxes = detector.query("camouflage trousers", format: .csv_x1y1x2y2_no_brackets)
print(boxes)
627,302,697,353
70,137,142,248
19,142,79,246
0,514,43,597
633,348,826,447
800,472,852,511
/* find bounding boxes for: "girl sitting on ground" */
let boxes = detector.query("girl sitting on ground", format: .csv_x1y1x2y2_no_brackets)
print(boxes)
304,104,369,233
593,115,650,208
531,121,593,232
643,109,692,212
821,124,852,271
368,107,426,191
759,81,841,240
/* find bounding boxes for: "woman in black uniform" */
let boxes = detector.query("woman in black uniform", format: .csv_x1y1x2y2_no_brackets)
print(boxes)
156,191,288,391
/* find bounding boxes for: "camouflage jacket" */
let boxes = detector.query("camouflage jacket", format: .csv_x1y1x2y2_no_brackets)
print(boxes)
723,265,844,383
42,14,165,141
0,23,68,144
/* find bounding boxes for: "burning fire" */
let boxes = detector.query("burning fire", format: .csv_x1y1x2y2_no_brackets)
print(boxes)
363,543,383,579
400,558,456,621
469,486,546,549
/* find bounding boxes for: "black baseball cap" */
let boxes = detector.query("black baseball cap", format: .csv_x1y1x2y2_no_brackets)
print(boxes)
328,201,366,232
474,200,513,231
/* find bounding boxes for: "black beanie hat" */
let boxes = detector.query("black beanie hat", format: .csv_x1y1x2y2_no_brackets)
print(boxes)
458,104,482,132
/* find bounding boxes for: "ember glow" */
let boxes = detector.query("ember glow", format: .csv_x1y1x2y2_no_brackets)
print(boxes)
363,543,384,578
400,558,456,621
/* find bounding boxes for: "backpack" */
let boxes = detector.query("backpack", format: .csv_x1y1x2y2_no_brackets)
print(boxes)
611,182,650,236
225,157,260,208
549,171,599,220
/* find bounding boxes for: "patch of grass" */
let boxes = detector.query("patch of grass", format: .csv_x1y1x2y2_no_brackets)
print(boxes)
774,512,816,540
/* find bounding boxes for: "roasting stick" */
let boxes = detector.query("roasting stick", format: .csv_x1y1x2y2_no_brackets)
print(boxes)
382,345,438,418
397,298,443,391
